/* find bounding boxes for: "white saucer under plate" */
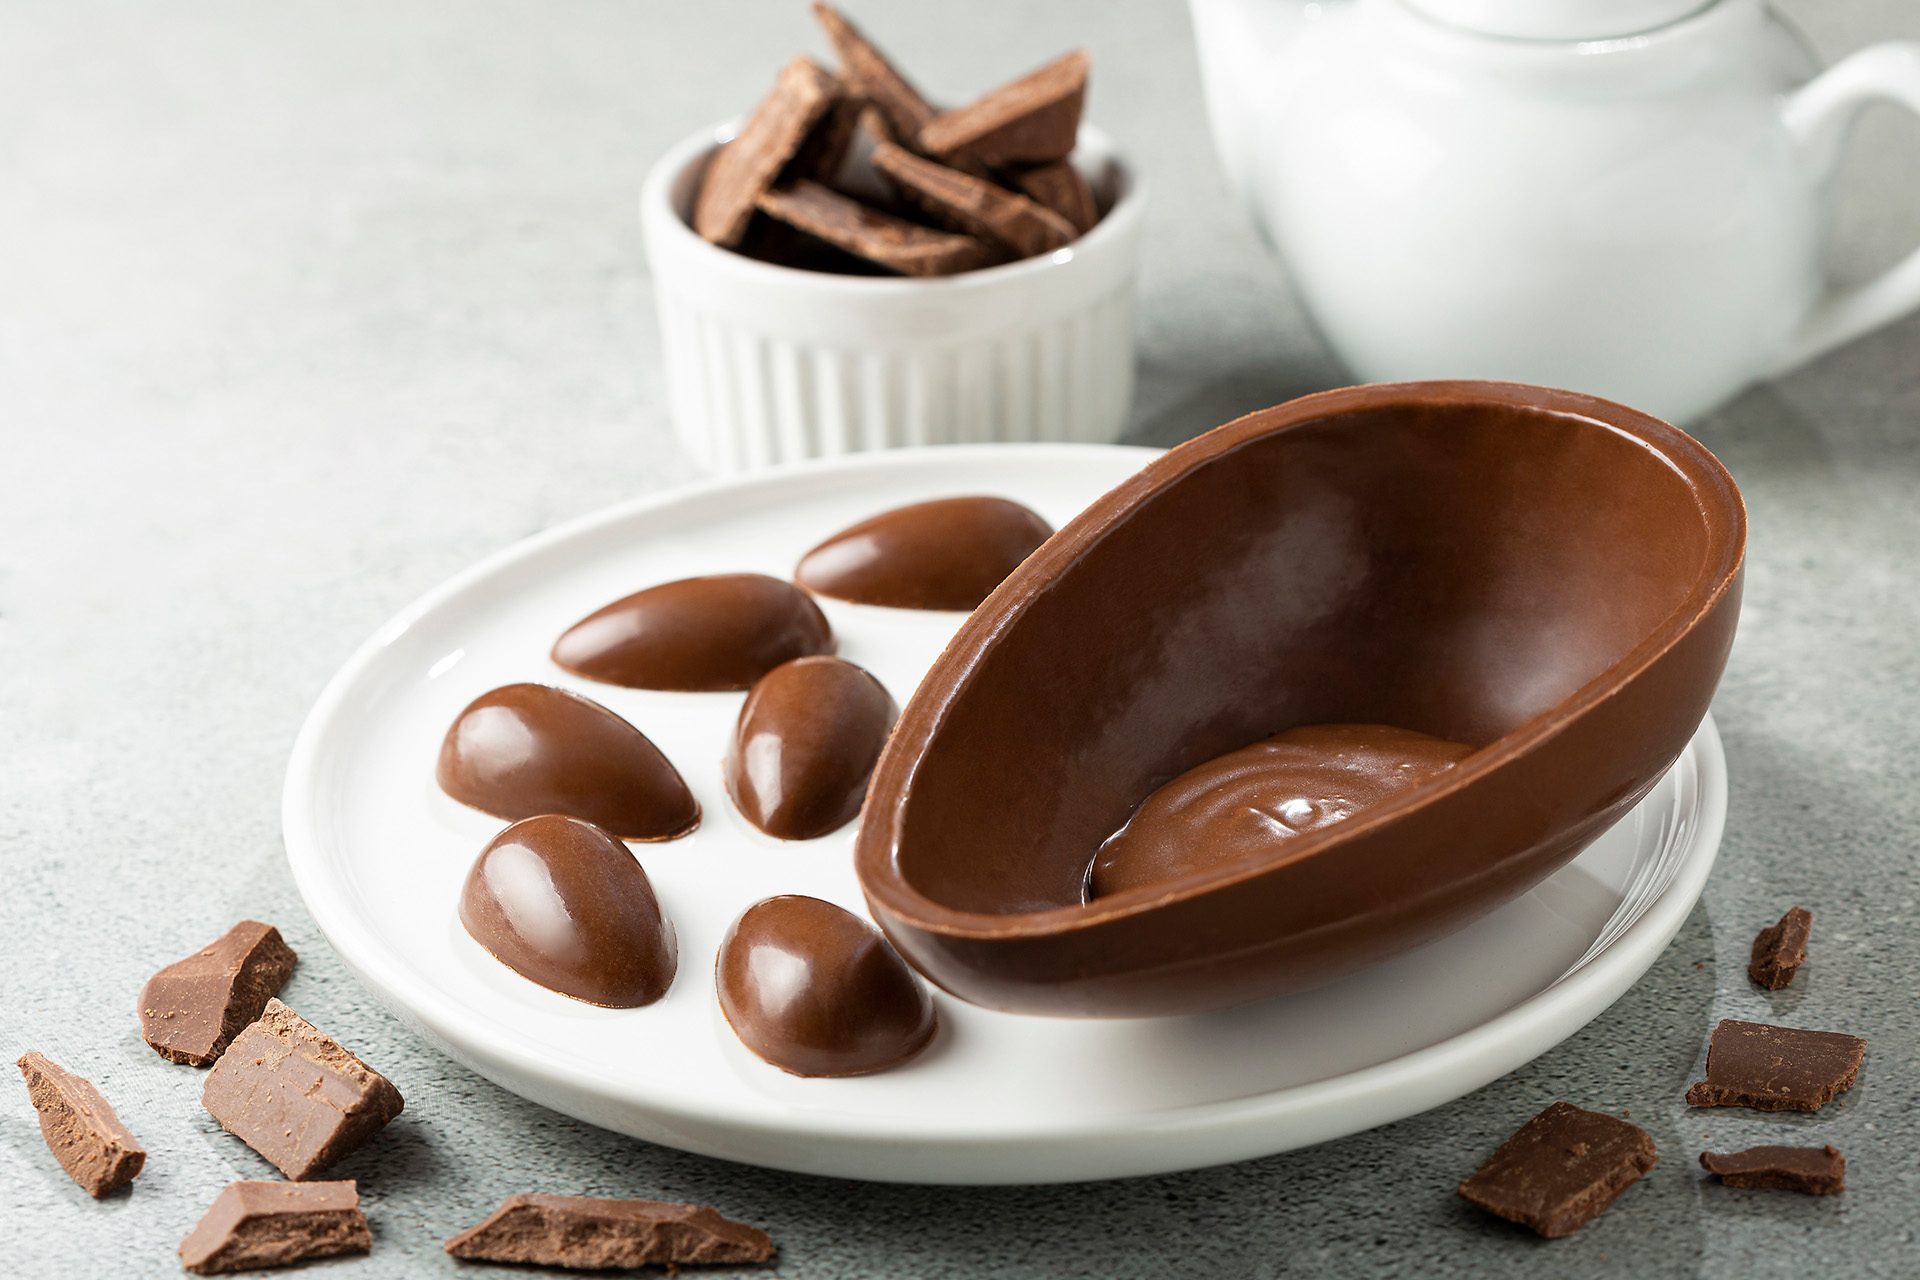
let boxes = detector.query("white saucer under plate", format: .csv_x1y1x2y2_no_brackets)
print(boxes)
283,443,1727,1186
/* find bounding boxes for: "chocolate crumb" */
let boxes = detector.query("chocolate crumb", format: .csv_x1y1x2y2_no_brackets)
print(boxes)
445,1194,774,1269
1685,1018,1864,1112
1700,1145,1845,1194
138,920,297,1067
178,1180,371,1274
694,56,843,248
1458,1102,1657,1238
15,1052,146,1197
1749,906,1812,990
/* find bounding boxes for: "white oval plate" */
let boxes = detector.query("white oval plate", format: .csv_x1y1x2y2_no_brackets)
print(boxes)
284,443,1726,1185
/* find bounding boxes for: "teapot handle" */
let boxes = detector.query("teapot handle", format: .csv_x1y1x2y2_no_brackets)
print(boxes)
1774,42,1920,373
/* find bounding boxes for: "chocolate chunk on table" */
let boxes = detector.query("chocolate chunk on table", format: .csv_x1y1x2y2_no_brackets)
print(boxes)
139,919,297,1067
871,141,1075,258
1010,159,1099,234
445,1194,775,1269
1457,1102,1657,1238
178,1181,371,1274
1685,1018,1864,1112
919,49,1088,166
1749,905,1812,989
757,180,996,277
16,1052,146,1197
202,999,403,1180
812,2,936,147
1700,1145,1846,1194
694,55,842,248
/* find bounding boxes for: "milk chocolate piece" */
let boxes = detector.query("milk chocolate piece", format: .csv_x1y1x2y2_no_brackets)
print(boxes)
1700,1145,1845,1194
695,55,842,248
15,1052,146,1196
717,895,936,1077
202,999,403,1180
726,656,897,839
460,814,677,1007
179,1181,372,1274
871,142,1075,258
551,573,833,692
796,495,1053,610
811,3,936,148
1010,159,1099,234
735,210,896,276
919,49,1088,166
1458,1102,1657,1238
756,180,996,277
1749,905,1811,989
139,920,297,1067
1686,1019,1864,1112
436,683,699,840
446,1194,774,1268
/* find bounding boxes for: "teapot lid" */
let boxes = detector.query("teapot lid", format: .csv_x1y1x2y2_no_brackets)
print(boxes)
1396,0,1714,40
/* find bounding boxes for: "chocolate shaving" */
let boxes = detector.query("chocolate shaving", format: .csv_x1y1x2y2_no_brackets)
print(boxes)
694,56,842,248
178,1180,372,1274
139,920,297,1067
1700,1145,1845,1194
757,180,996,277
1010,159,1099,234
1685,1018,1865,1112
1457,1102,1657,1238
871,142,1075,257
919,49,1088,166
812,3,936,147
445,1194,775,1269
1749,905,1811,990
16,1052,146,1197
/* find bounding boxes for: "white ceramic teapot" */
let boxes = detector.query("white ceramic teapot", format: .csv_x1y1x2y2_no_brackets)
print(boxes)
1190,0,1920,422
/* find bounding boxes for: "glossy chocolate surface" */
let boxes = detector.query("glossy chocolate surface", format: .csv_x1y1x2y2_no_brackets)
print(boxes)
1089,723,1475,899
551,573,832,691
725,656,897,840
716,895,935,1077
855,381,1746,1017
794,496,1053,610
436,683,699,840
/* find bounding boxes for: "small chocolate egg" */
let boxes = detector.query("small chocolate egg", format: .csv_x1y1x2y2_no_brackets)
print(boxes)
459,814,677,1007
725,656,897,840
551,573,833,691
436,683,699,840
716,896,936,1077
795,496,1053,610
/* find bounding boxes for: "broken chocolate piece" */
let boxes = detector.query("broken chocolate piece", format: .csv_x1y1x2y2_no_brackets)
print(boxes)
139,920,297,1067
871,142,1075,258
202,999,404,1180
757,180,996,277
445,1194,774,1269
1011,159,1099,234
1457,1102,1657,1238
695,55,842,248
1700,1145,1845,1194
919,49,1088,166
1685,1018,1865,1112
16,1052,146,1197
178,1181,372,1274
1749,905,1812,990
812,3,936,147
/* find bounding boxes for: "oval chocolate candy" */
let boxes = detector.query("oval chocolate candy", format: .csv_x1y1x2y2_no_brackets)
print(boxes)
725,656,897,840
435,683,699,840
716,895,936,1077
459,814,677,1007
551,573,832,691
794,496,1053,610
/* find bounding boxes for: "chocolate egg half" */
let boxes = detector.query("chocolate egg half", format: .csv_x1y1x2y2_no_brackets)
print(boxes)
716,895,936,1077
552,573,833,691
795,496,1053,610
436,683,699,840
459,814,677,1007
725,656,897,840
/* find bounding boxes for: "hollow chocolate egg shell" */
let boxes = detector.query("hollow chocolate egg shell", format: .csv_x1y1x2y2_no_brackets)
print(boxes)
436,683,699,840
794,496,1053,610
459,814,677,1007
552,573,832,691
725,656,897,840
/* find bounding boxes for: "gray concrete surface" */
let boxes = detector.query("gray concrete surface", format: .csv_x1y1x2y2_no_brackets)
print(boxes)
3,1,1918,1275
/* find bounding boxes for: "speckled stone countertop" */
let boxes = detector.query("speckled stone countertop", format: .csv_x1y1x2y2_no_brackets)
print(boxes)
3,2,1918,1276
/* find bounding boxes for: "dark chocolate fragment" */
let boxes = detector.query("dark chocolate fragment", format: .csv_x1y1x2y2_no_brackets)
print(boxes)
178,1181,372,1275
139,920,297,1067
1010,159,1099,234
811,3,937,148
1700,1145,1845,1194
1749,905,1811,990
919,49,1088,166
436,683,700,841
1685,1019,1865,1112
1458,1102,1657,1238
15,1052,146,1197
726,656,897,839
717,895,936,1077
796,495,1054,610
551,573,833,692
460,814,677,1007
735,210,898,276
202,999,404,1181
445,1194,774,1268
695,56,842,248
756,180,996,277
871,142,1076,258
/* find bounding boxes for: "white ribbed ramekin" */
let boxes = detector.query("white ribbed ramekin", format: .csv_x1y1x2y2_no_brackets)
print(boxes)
641,123,1145,473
